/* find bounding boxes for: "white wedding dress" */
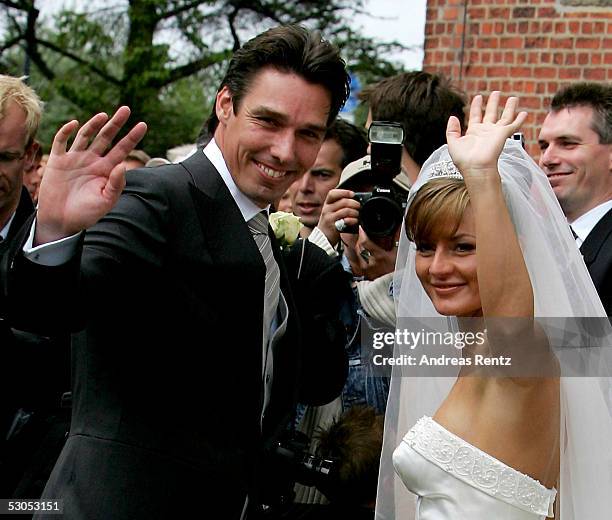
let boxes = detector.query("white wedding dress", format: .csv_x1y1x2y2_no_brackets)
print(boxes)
392,417,556,519
375,141,612,520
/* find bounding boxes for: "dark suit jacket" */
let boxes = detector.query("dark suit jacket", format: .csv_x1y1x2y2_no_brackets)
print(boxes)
3,151,345,519
581,207,612,317
1,188,71,497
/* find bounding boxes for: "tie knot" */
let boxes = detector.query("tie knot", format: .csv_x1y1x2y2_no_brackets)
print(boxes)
249,212,269,235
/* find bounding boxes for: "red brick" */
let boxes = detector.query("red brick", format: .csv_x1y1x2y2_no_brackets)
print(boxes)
582,22,593,34
537,7,558,18
493,51,503,62
425,38,440,50
542,21,552,33
454,23,465,34
490,80,500,91
554,22,566,33
504,52,515,63
603,38,612,49
525,37,547,48
553,52,563,65
565,12,588,19
489,8,510,18
559,68,580,79
495,22,505,33
426,8,438,21
469,7,486,18
435,22,445,34
546,82,558,94
469,23,480,35
529,21,540,32
482,22,493,35
482,51,492,63
478,79,487,90
591,54,602,65
518,21,529,33
550,38,573,49
535,67,556,79
446,51,455,61
605,54,612,65
467,65,486,76
477,38,499,49
576,38,600,49
578,53,589,65
536,82,545,94
444,7,459,20
501,37,523,48
521,96,541,109
538,52,550,64
568,21,580,34
511,66,532,76
487,66,509,76
513,7,535,18
584,68,606,81
593,22,605,34
565,54,576,65
507,22,517,32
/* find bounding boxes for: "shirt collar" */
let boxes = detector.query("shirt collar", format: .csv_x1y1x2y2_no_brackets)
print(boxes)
0,211,16,240
571,200,612,246
202,138,269,222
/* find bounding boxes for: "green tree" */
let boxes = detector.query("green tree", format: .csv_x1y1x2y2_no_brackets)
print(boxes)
0,0,409,156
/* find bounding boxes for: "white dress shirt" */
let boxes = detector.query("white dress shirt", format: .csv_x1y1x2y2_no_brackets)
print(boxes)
570,200,612,248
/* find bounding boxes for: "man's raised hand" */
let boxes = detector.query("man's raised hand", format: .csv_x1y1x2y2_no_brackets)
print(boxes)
35,106,147,245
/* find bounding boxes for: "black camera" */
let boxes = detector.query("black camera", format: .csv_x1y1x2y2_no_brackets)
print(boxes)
274,431,336,488
344,121,407,239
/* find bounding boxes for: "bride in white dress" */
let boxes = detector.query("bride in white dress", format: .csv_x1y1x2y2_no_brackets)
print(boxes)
375,93,612,519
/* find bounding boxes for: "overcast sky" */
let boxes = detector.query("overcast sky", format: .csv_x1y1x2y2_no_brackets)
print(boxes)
354,0,426,70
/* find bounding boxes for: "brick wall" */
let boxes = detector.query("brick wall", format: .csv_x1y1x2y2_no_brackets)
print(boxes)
423,0,611,157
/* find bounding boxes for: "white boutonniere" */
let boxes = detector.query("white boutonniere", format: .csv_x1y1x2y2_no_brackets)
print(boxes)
269,211,303,249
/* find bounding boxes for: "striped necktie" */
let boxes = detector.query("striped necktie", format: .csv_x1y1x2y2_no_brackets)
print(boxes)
248,212,280,347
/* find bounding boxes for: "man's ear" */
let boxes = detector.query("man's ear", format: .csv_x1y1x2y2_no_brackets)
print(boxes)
215,86,234,126
23,140,40,171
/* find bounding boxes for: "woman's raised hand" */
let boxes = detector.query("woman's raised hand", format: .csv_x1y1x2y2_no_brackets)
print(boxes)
446,92,526,178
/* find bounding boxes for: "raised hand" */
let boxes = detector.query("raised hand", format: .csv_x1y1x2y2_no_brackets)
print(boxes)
35,107,147,245
446,92,526,177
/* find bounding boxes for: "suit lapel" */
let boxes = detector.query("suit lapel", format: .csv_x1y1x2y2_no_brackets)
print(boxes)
181,150,264,276
581,208,612,266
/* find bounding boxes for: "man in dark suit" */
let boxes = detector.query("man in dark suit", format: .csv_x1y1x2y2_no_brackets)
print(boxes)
538,82,612,315
2,25,349,519
0,75,71,498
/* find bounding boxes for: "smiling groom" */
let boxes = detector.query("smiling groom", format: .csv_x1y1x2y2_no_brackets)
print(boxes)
4,25,349,519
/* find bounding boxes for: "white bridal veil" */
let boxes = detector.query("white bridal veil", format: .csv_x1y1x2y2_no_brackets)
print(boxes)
375,139,612,519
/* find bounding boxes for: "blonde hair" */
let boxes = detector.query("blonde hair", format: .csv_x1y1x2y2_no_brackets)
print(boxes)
0,75,44,147
405,178,470,243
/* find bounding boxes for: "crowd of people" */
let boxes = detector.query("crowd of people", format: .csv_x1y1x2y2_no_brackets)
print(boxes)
0,22,611,520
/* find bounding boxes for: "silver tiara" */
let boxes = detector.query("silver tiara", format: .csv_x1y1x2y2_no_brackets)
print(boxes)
429,160,463,179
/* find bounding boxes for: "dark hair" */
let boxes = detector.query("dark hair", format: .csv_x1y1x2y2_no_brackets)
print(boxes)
206,25,349,136
314,406,383,506
360,72,466,167
324,118,368,169
550,82,612,144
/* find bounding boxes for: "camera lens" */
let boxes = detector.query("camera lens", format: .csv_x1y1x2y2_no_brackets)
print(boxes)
360,196,403,238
